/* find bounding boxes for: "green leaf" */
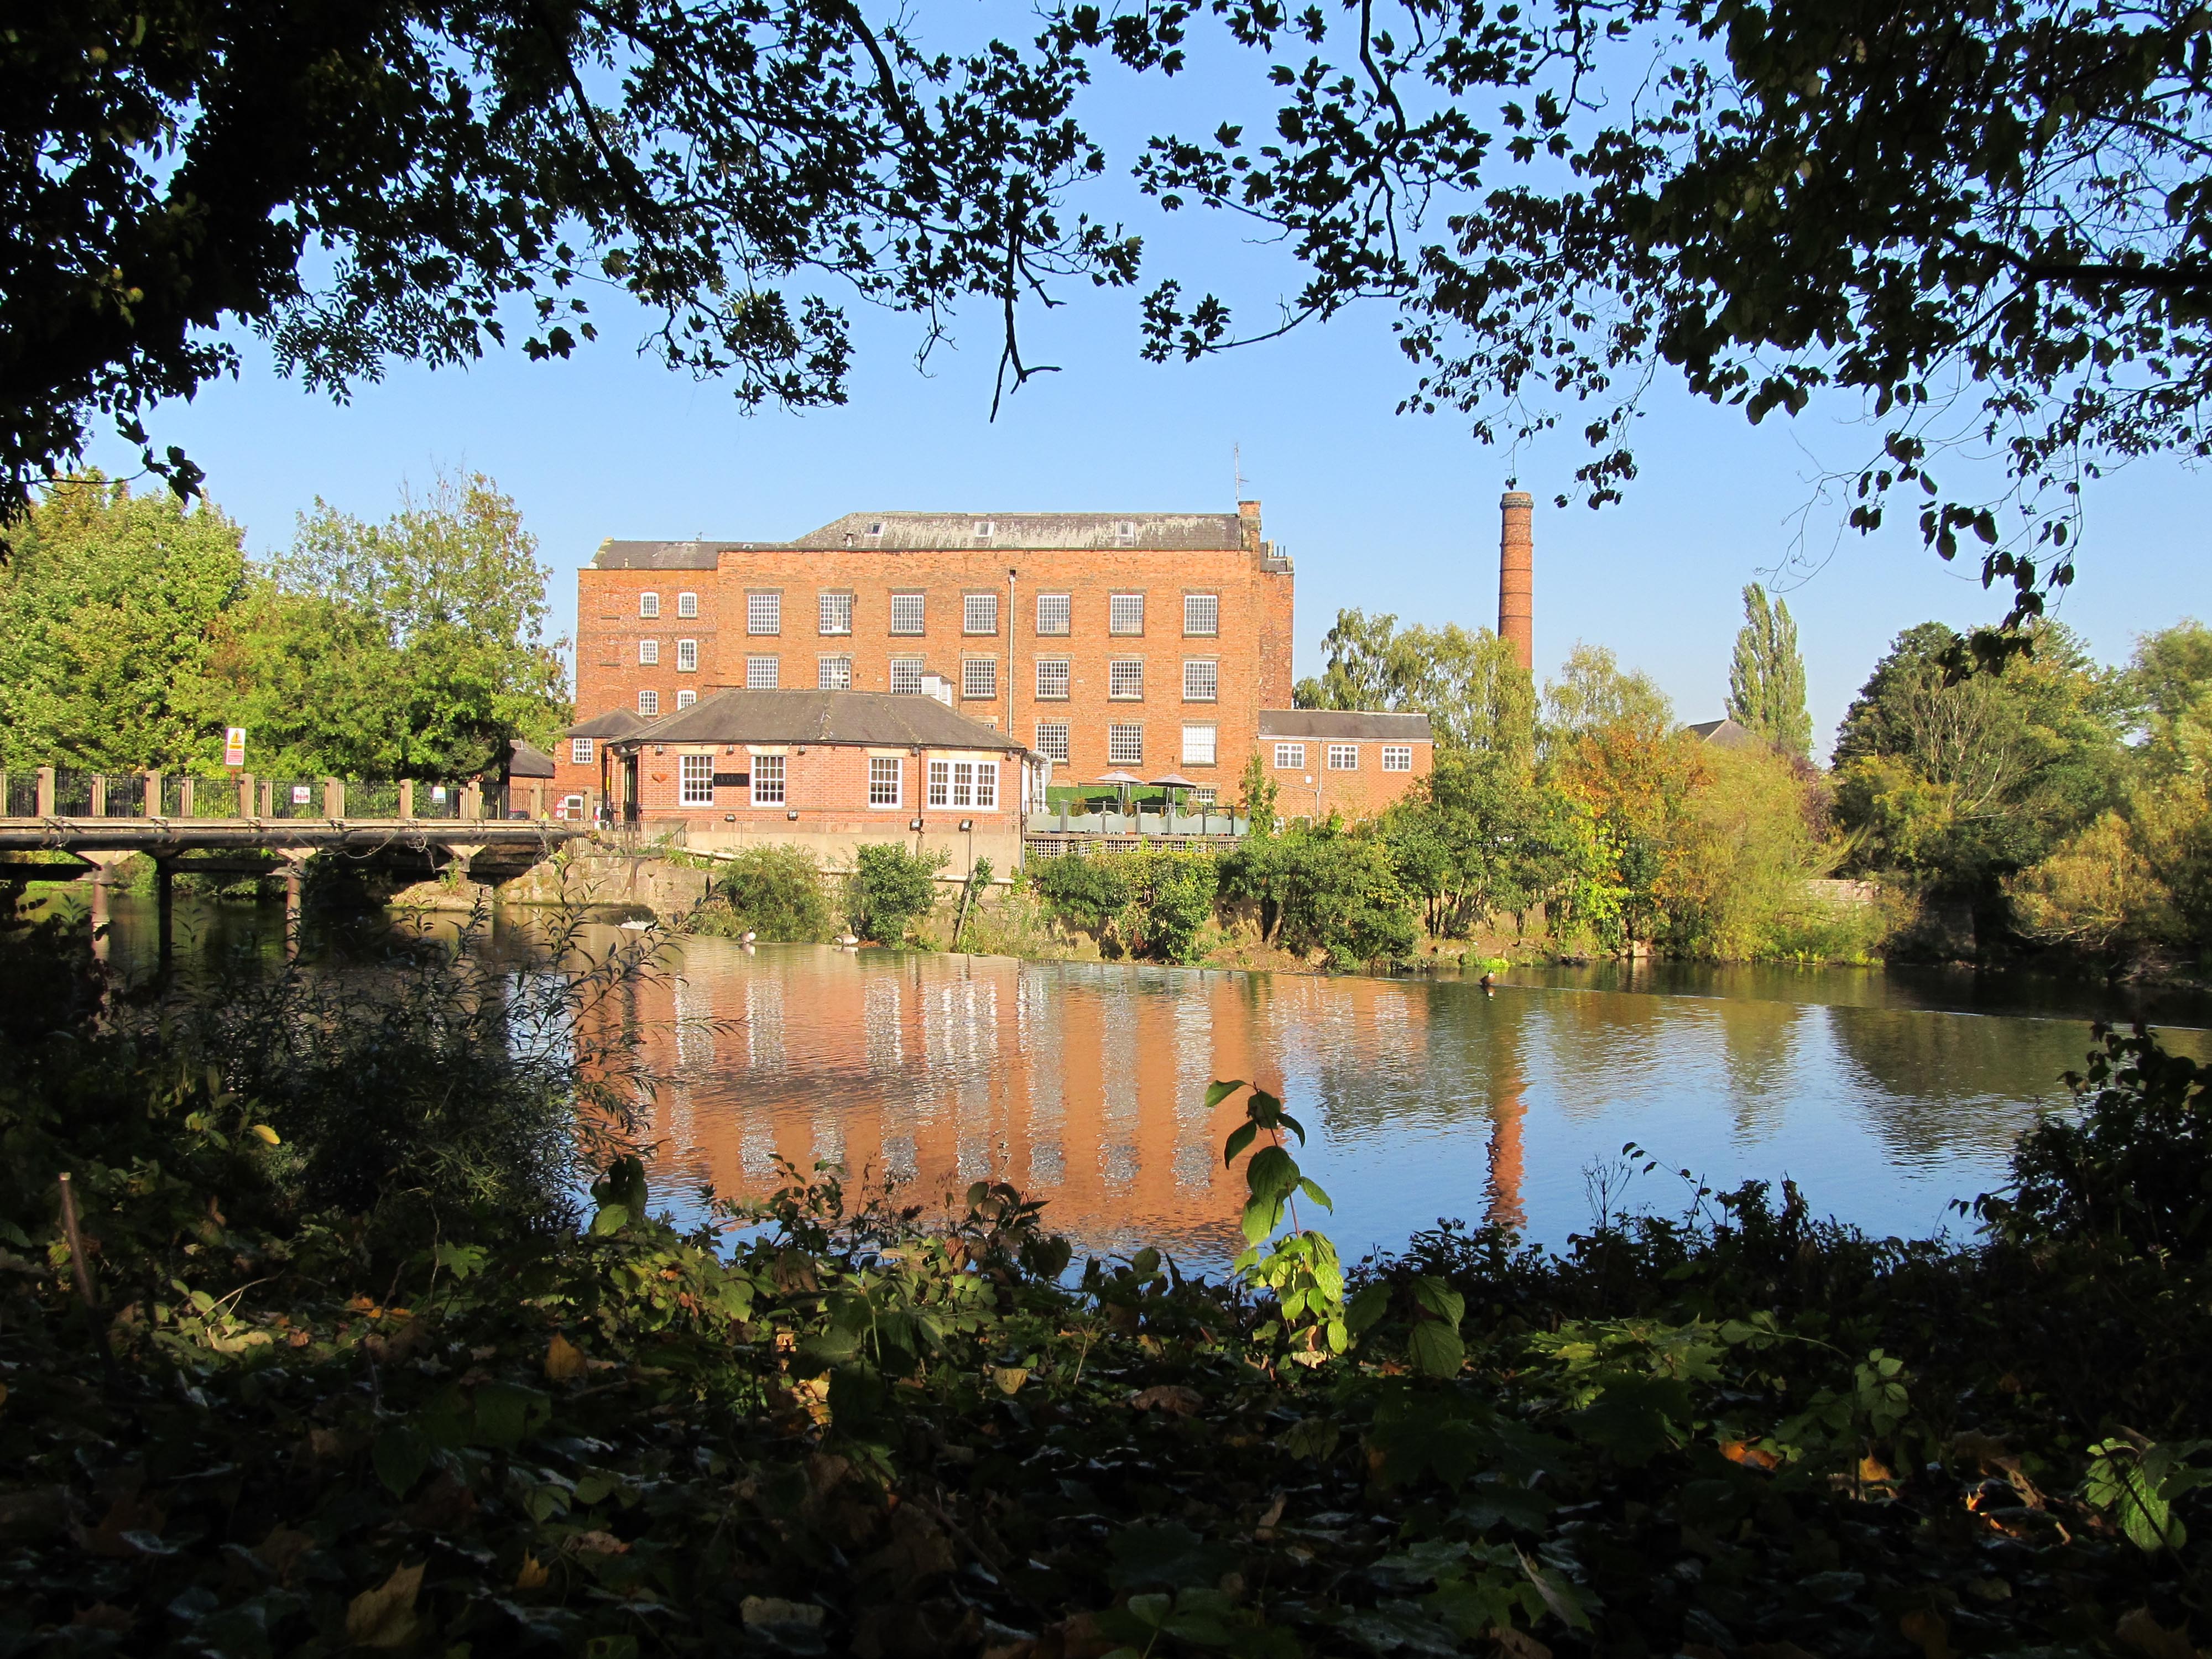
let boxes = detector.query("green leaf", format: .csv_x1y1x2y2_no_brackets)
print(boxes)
589,1203,630,1236
1412,1276,1465,1328
1203,1079,1248,1109
1107,1523,1240,1591
473,1381,552,1448
1223,1123,1258,1166
1345,1282,1391,1335
1408,1323,1466,1379
373,1424,432,1498
1565,1374,1691,1466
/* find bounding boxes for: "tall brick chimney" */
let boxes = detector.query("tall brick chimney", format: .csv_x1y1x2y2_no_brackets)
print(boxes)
1498,490,1533,672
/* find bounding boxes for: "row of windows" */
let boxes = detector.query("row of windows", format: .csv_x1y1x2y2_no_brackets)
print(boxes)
675,753,998,811
638,592,700,620
1025,723,1220,769
1272,742,1415,773
637,639,701,670
696,589,1222,638
658,653,1223,700
629,690,700,718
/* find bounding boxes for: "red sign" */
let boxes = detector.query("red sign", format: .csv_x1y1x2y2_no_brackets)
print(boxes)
222,727,247,768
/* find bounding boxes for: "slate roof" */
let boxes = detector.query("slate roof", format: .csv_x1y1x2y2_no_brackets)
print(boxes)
565,708,649,740
507,738,557,779
615,690,1027,753
1259,709,1435,742
1683,717,1762,749
589,511,1251,565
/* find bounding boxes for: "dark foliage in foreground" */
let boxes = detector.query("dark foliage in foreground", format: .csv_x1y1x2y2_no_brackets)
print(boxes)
3,899,2210,1658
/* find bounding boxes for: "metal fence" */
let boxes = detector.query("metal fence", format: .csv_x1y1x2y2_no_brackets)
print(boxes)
4,769,535,820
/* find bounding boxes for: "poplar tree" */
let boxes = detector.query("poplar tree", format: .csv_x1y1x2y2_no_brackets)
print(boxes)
1725,585,1813,759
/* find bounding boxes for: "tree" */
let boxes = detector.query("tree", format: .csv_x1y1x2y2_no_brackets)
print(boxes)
846,843,946,943
210,473,570,778
1296,608,1536,761
0,472,246,769
6,0,1135,517
1105,0,2212,618
1725,585,1812,759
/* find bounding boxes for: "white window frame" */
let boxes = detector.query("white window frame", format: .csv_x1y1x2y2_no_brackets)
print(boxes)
927,759,950,806
819,591,853,635
677,591,699,619
1327,743,1360,771
638,639,660,666
676,689,697,708
1035,658,1070,700
818,655,853,691
1193,786,1217,804
750,753,786,805
974,761,998,808
962,658,998,701
1035,721,1070,764
1036,592,1071,635
868,756,902,807
1182,659,1218,701
676,638,697,672
963,592,1000,635
1181,724,1218,766
1382,744,1413,772
639,592,660,619
638,689,660,716
1108,723,1144,768
1274,742,1305,770
746,591,781,635
1109,592,1145,635
1184,593,1219,636
890,592,926,635
746,655,779,690
1109,659,1144,701
680,754,714,806
570,737,594,765
889,656,924,696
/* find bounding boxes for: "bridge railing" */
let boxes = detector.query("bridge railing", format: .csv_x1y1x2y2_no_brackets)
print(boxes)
1,768,542,821
3,774,36,817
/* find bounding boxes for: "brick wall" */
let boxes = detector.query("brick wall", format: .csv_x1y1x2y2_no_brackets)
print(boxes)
576,565,725,725
1264,737,1433,822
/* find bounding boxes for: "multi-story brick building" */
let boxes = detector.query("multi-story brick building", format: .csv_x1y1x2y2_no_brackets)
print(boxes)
572,503,1294,799
1259,709,1435,821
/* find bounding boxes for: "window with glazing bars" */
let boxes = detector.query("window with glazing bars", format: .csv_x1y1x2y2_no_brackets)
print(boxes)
1183,593,1219,635
818,655,852,690
1182,659,1217,701
747,591,781,634
819,591,853,634
1035,658,1070,700
1109,660,1143,700
680,754,713,805
746,655,779,689
639,592,660,618
962,658,997,700
868,757,901,806
638,639,659,666
751,754,786,804
890,592,925,634
677,591,698,618
1274,742,1304,769
1108,724,1143,766
1036,592,1071,635
1109,592,1145,634
638,689,660,716
1382,745,1413,771
1035,722,1070,763
676,639,697,672
1327,743,1359,770
676,690,696,708
963,592,999,634
570,738,594,765
1181,724,1217,765
889,656,924,695
926,760,995,807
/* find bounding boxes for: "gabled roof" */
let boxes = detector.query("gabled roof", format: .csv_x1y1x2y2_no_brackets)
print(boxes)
507,738,557,779
1684,716,1762,749
566,708,648,740
1259,709,1435,742
615,690,1027,753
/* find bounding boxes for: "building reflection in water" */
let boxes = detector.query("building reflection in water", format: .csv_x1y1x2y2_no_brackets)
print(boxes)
588,940,1529,1261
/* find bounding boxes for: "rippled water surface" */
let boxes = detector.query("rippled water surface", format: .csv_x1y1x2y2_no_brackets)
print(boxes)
82,894,2212,1265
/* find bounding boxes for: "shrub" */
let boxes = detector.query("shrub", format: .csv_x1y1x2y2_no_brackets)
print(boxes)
1120,849,1219,963
1030,852,1132,936
706,844,832,941
846,842,946,942
1274,823,1418,969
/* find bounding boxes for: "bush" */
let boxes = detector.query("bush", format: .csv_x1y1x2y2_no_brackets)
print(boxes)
1029,852,1132,936
1269,822,1418,969
703,844,831,941
1029,849,1217,962
846,842,946,942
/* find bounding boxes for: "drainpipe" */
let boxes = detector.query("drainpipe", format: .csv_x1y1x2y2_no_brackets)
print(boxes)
1006,566,1018,741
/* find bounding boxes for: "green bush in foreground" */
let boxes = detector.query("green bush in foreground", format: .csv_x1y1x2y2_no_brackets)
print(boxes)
701,844,833,942
6,895,2212,1659
845,842,947,943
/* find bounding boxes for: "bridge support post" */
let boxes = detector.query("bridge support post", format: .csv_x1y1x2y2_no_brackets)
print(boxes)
155,857,174,971
275,848,314,959
36,766,54,817
398,779,414,820
144,771,160,816
76,851,136,964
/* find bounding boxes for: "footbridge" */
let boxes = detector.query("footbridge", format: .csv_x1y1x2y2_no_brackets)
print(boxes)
1,766,589,958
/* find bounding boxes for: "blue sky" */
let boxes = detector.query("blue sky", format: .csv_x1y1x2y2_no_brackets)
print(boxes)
85,15,2212,757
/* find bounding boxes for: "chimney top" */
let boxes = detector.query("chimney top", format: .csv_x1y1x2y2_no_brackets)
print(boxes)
1501,490,1533,507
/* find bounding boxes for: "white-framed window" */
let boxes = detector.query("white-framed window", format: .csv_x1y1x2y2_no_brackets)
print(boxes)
676,638,697,672
890,592,925,635
973,519,996,539
819,591,853,634
963,592,999,635
1182,724,1218,766
1274,742,1305,769
890,656,924,696
1182,659,1218,701
818,655,853,690
868,756,902,807
639,592,660,619
1036,592,1071,635
639,689,660,716
570,737,594,765
1328,743,1360,770
747,591,781,635
751,753,786,805
746,655,779,690
560,794,584,818
680,754,713,805
676,689,697,708
926,759,996,808
1109,592,1145,635
1382,744,1413,772
1184,593,1219,635
1116,519,1136,543
1035,721,1070,763
677,591,698,619
1035,658,1070,700
962,658,998,700
1108,723,1144,767
1193,786,1217,804
1109,659,1144,700
638,639,660,666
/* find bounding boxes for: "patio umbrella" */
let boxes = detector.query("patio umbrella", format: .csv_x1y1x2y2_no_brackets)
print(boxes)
1149,771,1200,813
1093,770,1143,814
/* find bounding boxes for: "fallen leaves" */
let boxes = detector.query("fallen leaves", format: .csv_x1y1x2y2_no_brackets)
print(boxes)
544,1331,586,1381
2117,1606,2198,1659
1129,1384,1203,1415
345,1561,424,1649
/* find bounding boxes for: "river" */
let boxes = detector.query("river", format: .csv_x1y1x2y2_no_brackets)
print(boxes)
77,892,2212,1267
